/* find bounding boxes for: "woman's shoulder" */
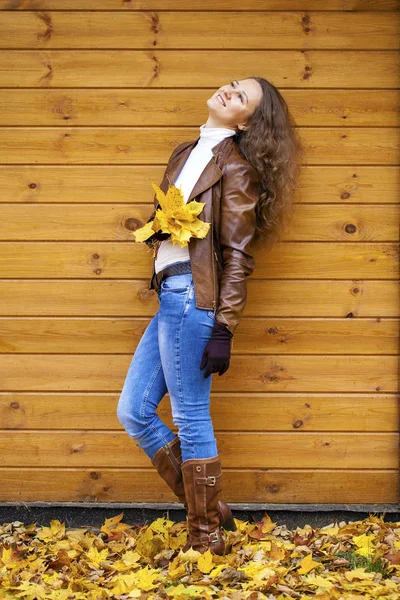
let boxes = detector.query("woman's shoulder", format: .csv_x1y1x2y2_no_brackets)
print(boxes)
222,142,260,183
169,139,197,159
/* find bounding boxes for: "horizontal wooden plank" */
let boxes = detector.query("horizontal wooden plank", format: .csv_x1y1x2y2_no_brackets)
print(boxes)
0,51,398,88
0,431,396,468
0,1,398,11
0,468,397,504
1,12,398,50
0,393,397,432
0,354,397,392
0,242,398,278
0,280,398,317
0,317,398,355
0,127,398,164
1,204,399,242
0,166,398,204
0,90,398,127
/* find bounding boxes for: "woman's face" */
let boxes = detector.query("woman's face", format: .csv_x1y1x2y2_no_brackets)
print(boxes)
206,78,263,131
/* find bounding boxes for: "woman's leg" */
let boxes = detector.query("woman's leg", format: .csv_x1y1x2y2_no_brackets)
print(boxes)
116,311,176,460
157,272,218,462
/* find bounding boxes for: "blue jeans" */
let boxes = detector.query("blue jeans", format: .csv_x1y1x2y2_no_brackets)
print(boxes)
116,263,219,462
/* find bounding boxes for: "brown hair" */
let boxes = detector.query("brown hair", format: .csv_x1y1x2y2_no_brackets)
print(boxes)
233,76,305,251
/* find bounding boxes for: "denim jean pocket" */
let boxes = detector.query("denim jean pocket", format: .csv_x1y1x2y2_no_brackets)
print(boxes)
160,275,190,293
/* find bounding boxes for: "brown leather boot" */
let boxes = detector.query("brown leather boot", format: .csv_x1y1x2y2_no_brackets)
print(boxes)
151,437,236,531
180,454,225,555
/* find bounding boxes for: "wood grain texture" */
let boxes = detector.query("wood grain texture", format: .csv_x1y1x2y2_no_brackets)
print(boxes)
0,393,397,432
0,242,398,278
0,51,398,88
0,127,398,164
0,468,397,504
0,1,398,11
0,90,399,127
0,166,398,204
0,280,398,317
0,88,400,128
0,431,397,469
1,204,399,241
0,12,399,49
0,355,397,393
0,318,397,354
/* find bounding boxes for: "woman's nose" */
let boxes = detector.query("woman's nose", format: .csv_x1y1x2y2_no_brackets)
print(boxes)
220,87,232,99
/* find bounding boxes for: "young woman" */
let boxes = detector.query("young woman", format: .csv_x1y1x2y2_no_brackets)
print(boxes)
117,77,303,564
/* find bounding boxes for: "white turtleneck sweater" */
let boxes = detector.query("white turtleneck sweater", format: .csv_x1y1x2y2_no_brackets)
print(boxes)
154,123,236,274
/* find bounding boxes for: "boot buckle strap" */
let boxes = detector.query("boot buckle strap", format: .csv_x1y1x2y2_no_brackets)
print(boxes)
208,531,220,544
200,531,220,544
197,475,216,486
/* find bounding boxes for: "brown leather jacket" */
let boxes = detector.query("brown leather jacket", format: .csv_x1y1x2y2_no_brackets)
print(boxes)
145,135,260,336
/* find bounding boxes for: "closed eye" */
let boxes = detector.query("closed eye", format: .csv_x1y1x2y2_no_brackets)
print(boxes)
230,81,244,103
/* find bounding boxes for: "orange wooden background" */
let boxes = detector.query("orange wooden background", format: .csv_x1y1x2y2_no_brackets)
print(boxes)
0,0,399,505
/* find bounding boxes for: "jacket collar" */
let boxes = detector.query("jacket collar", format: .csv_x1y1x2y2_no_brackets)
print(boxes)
166,135,235,202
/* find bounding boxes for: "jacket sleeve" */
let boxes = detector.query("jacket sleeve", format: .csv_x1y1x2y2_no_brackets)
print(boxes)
215,161,260,335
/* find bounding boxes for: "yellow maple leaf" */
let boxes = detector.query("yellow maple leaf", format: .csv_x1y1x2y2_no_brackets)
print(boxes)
132,220,156,243
149,517,174,534
353,532,376,557
305,573,334,590
166,583,208,598
36,520,65,541
133,182,210,248
177,546,201,563
197,549,214,573
296,552,321,574
344,567,376,581
85,546,108,568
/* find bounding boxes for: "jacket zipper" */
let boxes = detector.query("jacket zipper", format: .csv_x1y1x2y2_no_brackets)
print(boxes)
213,248,222,272
211,206,217,313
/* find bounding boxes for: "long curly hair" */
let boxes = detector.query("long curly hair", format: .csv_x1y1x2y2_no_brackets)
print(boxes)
233,76,305,251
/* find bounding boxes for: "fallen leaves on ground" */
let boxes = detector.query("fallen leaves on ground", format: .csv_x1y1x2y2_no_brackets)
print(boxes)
1,511,399,599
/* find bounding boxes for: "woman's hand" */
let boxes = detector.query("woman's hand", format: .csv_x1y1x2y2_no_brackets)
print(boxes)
200,321,233,377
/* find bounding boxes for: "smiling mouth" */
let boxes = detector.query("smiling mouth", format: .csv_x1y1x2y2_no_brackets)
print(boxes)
217,94,226,107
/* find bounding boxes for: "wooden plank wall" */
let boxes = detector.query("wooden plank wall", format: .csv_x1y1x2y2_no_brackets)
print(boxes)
0,0,399,506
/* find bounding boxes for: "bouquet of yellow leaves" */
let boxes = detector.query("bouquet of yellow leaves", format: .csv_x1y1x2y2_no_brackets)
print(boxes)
133,182,210,249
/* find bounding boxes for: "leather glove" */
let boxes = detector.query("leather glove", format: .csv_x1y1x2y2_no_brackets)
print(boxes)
143,211,171,250
144,229,171,249
200,320,234,378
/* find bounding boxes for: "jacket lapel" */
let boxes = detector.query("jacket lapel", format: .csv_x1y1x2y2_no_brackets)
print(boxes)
165,136,232,202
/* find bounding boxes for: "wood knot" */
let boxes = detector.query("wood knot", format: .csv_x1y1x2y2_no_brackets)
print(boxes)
125,217,142,231
138,287,155,301
71,444,85,454
267,484,280,494
345,223,357,234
